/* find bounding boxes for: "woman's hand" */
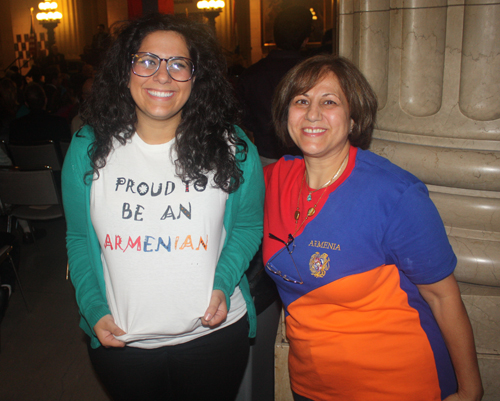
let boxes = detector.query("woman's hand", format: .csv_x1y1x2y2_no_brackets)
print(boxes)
94,314,126,348
201,289,227,328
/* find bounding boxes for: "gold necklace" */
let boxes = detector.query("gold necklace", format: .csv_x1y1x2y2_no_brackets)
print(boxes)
294,153,349,233
306,172,339,201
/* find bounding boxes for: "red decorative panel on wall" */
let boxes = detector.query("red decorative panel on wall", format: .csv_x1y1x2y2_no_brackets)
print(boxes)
158,0,174,14
128,0,143,20
128,0,174,19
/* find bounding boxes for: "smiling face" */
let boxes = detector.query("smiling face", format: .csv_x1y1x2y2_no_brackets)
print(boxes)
128,30,193,140
287,72,353,162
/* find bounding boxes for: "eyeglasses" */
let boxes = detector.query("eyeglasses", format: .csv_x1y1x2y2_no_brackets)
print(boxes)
266,233,303,284
131,52,195,82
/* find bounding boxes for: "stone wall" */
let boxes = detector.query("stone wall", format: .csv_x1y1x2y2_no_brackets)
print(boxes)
339,1,500,398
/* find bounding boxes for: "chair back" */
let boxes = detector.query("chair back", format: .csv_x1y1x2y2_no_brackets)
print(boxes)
0,140,13,167
0,168,61,206
0,140,9,158
59,140,70,160
7,140,63,171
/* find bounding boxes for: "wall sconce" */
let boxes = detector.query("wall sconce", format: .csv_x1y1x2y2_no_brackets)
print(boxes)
36,1,62,49
309,8,318,21
196,1,225,33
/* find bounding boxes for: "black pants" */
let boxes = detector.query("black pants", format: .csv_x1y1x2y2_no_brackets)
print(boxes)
293,391,314,401
88,315,249,401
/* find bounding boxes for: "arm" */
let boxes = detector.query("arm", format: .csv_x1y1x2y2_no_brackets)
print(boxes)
417,275,483,401
62,129,120,346
207,128,265,322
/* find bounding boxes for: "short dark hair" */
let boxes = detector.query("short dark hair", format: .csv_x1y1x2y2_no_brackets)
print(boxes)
82,12,245,193
273,6,313,51
24,82,46,111
272,55,378,150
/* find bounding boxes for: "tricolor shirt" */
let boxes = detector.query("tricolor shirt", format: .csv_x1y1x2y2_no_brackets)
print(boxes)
263,146,458,400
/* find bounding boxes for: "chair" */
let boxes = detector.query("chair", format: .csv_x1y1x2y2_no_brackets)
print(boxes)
0,168,64,233
0,245,30,312
0,244,30,352
7,140,63,171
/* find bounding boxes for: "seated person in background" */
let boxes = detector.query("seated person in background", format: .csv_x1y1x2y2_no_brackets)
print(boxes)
43,66,64,114
71,77,93,134
9,82,71,144
46,44,68,74
0,78,19,142
236,6,313,166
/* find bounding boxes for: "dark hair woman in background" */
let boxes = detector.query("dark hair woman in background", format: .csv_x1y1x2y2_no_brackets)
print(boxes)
263,55,482,401
62,13,264,401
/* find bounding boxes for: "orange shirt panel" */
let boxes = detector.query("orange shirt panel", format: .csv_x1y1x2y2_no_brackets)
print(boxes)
286,265,441,401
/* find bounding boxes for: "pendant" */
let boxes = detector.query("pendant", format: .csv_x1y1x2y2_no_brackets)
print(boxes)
307,193,312,201
307,207,316,217
294,210,300,222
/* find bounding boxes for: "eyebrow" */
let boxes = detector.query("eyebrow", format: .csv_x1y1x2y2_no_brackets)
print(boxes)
298,92,339,98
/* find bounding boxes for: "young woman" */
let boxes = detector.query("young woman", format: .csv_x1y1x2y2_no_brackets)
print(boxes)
62,13,264,401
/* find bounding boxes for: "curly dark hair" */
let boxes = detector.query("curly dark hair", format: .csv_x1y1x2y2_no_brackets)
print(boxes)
81,12,246,193
272,55,378,150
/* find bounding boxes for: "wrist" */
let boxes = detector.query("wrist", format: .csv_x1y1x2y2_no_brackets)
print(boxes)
458,384,484,401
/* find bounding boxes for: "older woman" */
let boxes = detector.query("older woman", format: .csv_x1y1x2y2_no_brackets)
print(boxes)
62,13,264,401
263,55,482,401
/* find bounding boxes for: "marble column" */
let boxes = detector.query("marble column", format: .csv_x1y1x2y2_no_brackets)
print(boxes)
339,0,500,398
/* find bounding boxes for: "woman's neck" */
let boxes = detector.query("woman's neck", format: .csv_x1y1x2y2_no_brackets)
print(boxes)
304,144,351,189
135,114,180,144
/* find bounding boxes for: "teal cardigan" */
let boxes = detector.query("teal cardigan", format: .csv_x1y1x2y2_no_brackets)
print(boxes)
62,125,264,349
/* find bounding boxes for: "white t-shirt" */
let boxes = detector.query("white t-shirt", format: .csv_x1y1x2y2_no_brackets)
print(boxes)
90,133,246,348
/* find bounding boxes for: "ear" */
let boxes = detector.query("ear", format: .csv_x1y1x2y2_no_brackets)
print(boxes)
350,119,355,132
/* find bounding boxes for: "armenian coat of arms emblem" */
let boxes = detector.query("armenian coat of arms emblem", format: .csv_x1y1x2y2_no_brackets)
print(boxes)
309,252,330,278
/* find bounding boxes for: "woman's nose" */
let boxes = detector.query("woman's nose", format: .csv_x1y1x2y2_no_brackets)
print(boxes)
153,60,172,84
305,103,321,122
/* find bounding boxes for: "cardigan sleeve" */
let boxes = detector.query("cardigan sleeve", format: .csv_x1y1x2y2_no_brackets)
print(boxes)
62,127,111,337
213,126,265,309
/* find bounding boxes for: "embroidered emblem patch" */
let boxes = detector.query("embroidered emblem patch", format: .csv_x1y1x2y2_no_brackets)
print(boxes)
309,252,330,278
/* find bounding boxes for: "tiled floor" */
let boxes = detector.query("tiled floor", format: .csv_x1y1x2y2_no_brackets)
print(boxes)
0,219,111,401
0,218,279,401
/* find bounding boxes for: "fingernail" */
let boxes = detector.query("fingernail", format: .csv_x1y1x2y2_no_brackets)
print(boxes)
204,313,212,321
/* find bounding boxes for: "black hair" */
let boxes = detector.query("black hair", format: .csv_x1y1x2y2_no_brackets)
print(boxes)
81,12,246,193
273,6,313,51
24,82,47,111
